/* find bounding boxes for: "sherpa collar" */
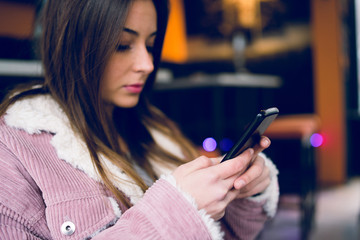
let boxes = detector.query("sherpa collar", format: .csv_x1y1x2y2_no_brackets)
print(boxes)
4,94,179,204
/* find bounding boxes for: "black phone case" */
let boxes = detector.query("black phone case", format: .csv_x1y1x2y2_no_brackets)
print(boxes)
221,107,279,162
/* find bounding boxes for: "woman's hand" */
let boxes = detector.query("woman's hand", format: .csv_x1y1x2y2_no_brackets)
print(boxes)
172,148,255,220
233,136,272,198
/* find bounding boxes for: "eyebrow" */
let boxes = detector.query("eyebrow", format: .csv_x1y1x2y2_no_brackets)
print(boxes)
123,28,157,37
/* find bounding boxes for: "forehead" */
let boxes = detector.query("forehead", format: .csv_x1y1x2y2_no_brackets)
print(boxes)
124,0,157,32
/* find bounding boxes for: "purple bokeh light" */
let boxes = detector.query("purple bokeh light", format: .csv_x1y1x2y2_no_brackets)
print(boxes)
310,133,324,147
203,137,217,152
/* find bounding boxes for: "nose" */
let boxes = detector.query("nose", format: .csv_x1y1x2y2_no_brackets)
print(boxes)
133,46,154,74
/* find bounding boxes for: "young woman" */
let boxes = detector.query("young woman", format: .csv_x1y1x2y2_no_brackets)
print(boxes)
0,0,279,239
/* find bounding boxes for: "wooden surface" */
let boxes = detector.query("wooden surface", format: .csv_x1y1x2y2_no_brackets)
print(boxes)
265,114,321,139
0,1,36,39
311,0,346,185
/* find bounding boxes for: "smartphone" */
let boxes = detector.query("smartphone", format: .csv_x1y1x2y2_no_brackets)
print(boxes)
220,107,279,163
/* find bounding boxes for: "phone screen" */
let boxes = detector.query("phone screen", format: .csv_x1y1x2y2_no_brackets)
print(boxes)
221,107,279,162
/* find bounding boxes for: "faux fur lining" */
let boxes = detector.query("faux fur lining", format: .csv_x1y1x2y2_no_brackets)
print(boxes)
161,174,224,240
4,95,194,206
247,152,279,217
108,197,122,218
4,95,144,204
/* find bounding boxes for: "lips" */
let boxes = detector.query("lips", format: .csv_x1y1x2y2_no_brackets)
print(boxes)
124,83,144,93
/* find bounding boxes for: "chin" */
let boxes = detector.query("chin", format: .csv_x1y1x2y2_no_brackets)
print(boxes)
115,100,140,108
104,94,141,109
119,104,138,108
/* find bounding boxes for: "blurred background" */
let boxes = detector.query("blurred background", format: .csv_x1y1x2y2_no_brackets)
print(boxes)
0,0,359,239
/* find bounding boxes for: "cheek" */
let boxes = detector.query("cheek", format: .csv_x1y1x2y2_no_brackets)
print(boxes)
101,69,118,103
101,74,112,98
102,61,124,90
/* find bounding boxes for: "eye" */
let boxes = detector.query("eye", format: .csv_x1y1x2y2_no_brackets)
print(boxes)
117,45,131,52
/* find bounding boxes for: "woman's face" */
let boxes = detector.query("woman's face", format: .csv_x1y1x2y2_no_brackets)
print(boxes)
101,0,157,109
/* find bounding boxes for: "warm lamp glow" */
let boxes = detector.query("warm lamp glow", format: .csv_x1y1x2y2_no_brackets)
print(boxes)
222,0,260,29
161,0,188,63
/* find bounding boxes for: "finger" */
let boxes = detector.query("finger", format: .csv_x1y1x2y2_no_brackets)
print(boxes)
239,166,270,194
216,148,254,180
233,155,265,189
252,136,271,155
221,173,243,192
177,155,214,174
224,187,242,203
210,156,222,165
260,136,271,148
236,177,271,198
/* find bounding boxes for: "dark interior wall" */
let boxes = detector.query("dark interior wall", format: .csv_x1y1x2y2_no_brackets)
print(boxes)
151,86,277,151
246,47,314,115
0,37,35,59
162,0,314,116
343,0,360,177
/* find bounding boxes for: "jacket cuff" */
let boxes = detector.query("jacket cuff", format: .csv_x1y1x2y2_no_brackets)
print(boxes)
161,174,224,240
247,153,279,217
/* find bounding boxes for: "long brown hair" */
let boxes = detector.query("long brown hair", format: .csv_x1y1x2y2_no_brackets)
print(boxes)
0,0,199,208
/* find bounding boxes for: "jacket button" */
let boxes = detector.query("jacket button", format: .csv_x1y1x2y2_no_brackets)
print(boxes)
61,221,76,236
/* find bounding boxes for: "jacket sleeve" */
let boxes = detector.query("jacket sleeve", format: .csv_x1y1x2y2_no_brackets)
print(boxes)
0,134,216,240
220,198,268,240
95,156,280,240
93,178,217,240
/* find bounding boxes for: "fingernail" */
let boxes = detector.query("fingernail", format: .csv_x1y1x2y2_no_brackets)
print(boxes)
262,138,270,147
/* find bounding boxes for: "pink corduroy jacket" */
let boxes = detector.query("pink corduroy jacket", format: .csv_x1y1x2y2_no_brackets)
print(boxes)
0,95,279,240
